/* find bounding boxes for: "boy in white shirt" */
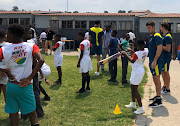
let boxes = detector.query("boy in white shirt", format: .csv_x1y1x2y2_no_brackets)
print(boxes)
53,34,64,85
122,39,148,114
76,32,93,93
39,30,47,53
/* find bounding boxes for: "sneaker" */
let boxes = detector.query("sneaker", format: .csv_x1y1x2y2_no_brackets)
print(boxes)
86,87,90,91
101,69,104,72
122,80,129,84
125,102,136,109
54,80,61,85
149,99,163,108
108,79,117,82
50,53,52,55
161,86,166,94
45,53,48,55
149,96,158,102
161,89,171,95
134,107,145,114
42,96,50,101
95,72,100,76
76,88,86,93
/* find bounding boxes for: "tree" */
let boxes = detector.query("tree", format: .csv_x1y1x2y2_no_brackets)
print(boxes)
12,6,19,11
128,10,132,13
104,11,108,13
73,11,78,13
118,10,126,13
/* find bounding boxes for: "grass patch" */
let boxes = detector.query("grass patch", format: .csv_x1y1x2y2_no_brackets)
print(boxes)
0,55,148,126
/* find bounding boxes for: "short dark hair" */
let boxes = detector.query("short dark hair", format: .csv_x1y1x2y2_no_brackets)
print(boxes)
42,30,45,32
112,30,117,35
161,22,169,30
129,30,133,32
8,24,25,38
105,25,111,28
55,34,61,39
137,39,145,46
95,20,100,25
146,20,155,27
78,31,85,38
0,30,6,38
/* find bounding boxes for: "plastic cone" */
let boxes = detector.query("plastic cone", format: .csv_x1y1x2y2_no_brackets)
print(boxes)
113,105,122,114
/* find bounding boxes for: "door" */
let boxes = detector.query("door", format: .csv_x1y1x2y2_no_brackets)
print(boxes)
168,23,173,33
49,20,59,33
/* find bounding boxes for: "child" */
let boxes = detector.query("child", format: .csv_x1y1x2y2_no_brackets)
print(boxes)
0,24,44,126
0,30,11,102
123,39,148,114
38,63,51,101
76,32,93,93
108,30,120,82
53,34,64,84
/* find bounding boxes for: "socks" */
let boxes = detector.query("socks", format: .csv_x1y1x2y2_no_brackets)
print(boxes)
86,76,90,88
82,77,87,89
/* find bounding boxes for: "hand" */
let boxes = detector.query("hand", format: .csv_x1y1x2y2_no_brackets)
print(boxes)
0,71,6,79
151,61,157,69
126,48,132,52
20,78,31,87
77,62,80,68
121,51,126,55
45,80,51,86
6,69,15,80
40,72,44,79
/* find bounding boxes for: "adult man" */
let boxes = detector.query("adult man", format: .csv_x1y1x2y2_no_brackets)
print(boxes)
160,22,172,95
120,33,130,84
146,20,163,107
101,25,112,71
0,24,44,126
39,30,47,53
46,26,55,55
128,30,136,51
89,20,104,76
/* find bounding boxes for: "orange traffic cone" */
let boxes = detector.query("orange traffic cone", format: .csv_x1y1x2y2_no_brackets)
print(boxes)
113,105,122,114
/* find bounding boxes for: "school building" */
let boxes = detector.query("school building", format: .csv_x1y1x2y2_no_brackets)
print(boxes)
0,10,180,51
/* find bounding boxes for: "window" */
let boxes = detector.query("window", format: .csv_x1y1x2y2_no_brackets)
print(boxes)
20,18,30,26
0,18,8,26
75,21,87,28
9,18,18,25
62,21,73,28
89,21,96,28
104,21,117,30
119,21,132,30
177,24,180,33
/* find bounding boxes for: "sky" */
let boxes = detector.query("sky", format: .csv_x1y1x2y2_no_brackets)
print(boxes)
1,0,180,13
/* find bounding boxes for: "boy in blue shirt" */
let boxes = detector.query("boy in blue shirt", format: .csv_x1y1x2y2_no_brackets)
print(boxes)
108,30,120,82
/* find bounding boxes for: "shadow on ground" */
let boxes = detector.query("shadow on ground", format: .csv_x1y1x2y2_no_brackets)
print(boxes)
135,115,153,126
152,106,169,117
75,92,92,99
50,84,61,90
162,94,178,104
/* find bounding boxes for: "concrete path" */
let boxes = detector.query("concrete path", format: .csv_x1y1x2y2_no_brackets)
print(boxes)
135,59,180,126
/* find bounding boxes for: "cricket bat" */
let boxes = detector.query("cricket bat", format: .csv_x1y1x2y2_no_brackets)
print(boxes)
99,52,121,65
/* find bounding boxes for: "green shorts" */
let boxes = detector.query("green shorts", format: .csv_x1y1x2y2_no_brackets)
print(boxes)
5,82,36,115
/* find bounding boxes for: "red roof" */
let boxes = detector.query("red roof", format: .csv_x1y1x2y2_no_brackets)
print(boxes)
34,13,144,16
140,13,180,18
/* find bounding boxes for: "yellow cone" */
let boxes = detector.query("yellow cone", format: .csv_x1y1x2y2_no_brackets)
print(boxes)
113,105,122,114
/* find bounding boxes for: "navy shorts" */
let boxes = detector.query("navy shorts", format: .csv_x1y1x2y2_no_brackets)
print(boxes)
149,63,163,76
90,43,102,55
162,60,171,72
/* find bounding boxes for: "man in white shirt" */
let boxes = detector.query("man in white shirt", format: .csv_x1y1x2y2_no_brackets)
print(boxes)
128,30,136,51
40,30,47,53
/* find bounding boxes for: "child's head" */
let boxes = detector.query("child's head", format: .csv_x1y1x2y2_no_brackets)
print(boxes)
55,34,61,42
111,30,117,37
77,31,85,41
125,33,130,41
137,39,145,50
0,30,6,42
7,24,25,43
23,28,32,41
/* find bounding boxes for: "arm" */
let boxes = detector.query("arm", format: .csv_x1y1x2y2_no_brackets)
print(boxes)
77,50,84,68
0,68,15,80
162,44,171,52
122,51,136,63
151,45,162,69
53,43,60,51
89,35,92,42
101,36,104,45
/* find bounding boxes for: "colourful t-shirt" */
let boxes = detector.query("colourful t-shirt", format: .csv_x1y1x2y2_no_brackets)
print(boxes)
121,40,130,55
0,42,40,82
89,27,104,46
79,39,92,57
162,33,172,62
149,33,163,63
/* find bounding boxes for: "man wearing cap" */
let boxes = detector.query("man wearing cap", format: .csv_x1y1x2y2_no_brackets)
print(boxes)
101,25,112,71
45,26,55,55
